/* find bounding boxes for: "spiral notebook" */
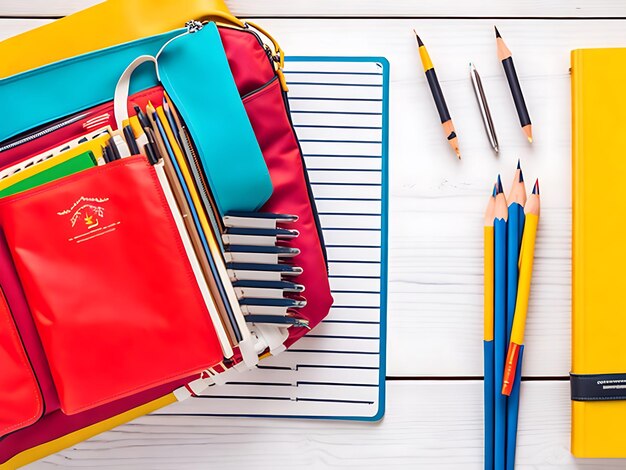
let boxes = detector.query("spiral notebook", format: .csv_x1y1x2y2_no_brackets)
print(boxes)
161,56,389,421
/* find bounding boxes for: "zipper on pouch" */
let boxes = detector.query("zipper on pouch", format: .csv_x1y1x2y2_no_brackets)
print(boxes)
241,76,279,101
0,112,90,153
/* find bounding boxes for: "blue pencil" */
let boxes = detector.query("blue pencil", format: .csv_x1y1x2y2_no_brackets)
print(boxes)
506,347,524,470
505,163,526,470
494,176,508,470
507,162,526,342
507,202,519,342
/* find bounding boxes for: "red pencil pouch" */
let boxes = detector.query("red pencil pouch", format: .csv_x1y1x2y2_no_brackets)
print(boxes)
0,156,223,415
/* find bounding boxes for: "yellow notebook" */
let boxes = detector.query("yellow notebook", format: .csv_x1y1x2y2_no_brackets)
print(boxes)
571,47,626,458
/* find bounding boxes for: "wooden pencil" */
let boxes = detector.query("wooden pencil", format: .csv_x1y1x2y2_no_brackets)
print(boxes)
506,160,527,341
502,179,540,396
494,175,508,470
414,31,461,159
484,183,497,470
495,26,533,143
505,161,527,470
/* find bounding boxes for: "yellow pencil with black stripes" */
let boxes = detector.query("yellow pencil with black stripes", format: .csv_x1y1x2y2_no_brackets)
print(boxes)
414,31,461,159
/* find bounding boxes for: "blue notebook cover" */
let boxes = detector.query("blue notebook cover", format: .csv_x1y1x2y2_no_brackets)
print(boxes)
161,56,389,421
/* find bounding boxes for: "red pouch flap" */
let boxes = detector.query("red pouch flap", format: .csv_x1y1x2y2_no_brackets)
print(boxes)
0,157,223,415
0,286,43,437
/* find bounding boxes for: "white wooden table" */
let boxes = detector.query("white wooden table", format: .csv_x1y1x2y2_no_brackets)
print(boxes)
2,1,626,468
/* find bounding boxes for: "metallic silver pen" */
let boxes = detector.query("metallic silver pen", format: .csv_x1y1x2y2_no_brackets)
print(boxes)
469,63,499,153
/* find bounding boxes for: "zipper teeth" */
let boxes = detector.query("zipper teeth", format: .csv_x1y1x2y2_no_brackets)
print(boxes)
241,76,278,101
0,113,89,153
183,131,213,208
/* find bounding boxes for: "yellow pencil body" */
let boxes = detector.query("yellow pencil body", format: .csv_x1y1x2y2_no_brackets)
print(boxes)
419,45,434,72
484,226,495,341
510,213,539,345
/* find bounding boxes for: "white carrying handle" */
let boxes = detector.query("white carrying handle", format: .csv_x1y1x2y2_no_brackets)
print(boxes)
113,29,192,129
113,55,159,130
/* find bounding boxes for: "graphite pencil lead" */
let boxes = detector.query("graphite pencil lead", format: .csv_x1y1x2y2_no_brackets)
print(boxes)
494,26,501,38
413,30,424,47
517,158,521,170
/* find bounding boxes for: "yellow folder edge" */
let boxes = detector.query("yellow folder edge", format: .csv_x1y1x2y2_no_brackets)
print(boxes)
1,394,176,469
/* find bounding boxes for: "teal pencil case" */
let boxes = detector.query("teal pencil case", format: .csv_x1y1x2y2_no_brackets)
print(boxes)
0,22,272,213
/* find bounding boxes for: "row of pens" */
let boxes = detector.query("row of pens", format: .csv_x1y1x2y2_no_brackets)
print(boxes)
103,96,310,332
483,161,540,470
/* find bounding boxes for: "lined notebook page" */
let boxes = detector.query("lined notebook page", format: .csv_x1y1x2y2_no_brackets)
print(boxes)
162,57,388,420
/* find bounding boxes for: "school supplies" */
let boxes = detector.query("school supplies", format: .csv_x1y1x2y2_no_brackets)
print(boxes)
0,5,335,466
470,63,499,153
493,177,508,470
414,31,461,159
571,47,626,458
504,164,527,470
484,185,496,470
164,56,388,421
495,27,533,143
503,180,539,397
484,166,538,470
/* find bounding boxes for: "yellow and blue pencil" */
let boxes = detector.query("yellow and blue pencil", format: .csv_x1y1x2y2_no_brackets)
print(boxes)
484,184,496,470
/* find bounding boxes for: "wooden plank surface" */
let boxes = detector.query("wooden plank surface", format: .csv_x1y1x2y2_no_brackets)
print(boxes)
28,381,626,469
2,4,626,468
1,0,626,18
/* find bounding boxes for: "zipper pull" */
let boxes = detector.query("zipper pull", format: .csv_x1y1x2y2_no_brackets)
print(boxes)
185,20,204,33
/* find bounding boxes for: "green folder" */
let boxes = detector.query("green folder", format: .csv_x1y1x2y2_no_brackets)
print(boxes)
0,151,96,198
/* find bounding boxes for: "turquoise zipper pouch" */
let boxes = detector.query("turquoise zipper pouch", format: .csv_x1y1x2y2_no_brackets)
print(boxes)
157,23,272,213
0,22,272,214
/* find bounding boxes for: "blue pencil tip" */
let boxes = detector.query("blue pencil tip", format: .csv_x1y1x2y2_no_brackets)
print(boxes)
497,174,503,193
492,184,497,197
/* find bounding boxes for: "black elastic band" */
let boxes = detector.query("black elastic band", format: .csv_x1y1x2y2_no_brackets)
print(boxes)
571,373,626,401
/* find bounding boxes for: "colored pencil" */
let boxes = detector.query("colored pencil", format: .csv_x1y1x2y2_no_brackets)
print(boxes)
502,179,540,396
505,161,527,470
495,26,533,143
413,31,461,159
484,184,497,470
506,348,523,470
506,161,527,342
494,175,508,470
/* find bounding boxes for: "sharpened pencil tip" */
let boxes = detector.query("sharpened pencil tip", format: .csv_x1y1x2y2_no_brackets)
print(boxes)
517,158,521,170
528,136,533,143
492,184,497,197
533,179,540,195
456,149,461,159
494,26,501,38
413,30,424,47
519,167,524,183
497,174,503,193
